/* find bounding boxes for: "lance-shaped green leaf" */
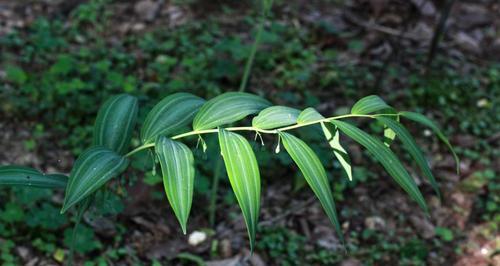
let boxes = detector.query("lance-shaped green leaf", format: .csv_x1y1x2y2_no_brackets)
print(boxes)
252,106,301,129
193,92,271,130
400,111,459,174
218,128,261,251
93,94,138,154
141,93,205,144
155,136,195,234
61,147,129,213
297,107,325,124
331,120,429,214
0,166,67,189
351,95,392,115
279,132,344,243
376,117,440,198
297,108,352,181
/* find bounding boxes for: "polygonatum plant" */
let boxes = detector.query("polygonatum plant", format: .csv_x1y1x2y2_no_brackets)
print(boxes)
0,92,459,253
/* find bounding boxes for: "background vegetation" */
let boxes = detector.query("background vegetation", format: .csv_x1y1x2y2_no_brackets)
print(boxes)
0,0,498,265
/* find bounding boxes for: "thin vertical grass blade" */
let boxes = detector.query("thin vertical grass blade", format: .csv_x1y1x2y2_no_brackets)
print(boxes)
193,92,271,130
376,117,441,198
252,106,301,129
93,94,138,155
0,166,67,188
280,132,344,243
331,120,429,214
400,111,459,174
141,93,205,144
218,129,261,251
155,136,195,234
61,147,129,213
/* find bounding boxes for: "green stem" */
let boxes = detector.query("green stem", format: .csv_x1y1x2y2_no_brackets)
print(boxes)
124,113,398,158
67,198,90,266
208,0,274,231
208,158,223,227
239,0,274,92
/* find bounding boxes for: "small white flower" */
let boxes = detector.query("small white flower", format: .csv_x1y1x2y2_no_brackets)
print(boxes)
188,231,207,246
423,129,432,137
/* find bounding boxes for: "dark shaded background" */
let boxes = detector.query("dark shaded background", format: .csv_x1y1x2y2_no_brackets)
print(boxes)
0,0,498,265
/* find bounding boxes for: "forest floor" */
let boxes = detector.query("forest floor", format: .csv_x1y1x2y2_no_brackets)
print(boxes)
0,0,499,265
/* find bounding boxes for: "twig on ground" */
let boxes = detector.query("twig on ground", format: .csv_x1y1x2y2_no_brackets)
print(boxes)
259,196,316,226
372,0,426,91
343,11,422,41
487,131,500,143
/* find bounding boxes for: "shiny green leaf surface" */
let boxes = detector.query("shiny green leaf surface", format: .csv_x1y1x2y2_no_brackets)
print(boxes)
331,120,428,214
218,129,261,251
297,107,324,124
0,166,67,188
280,132,344,243
400,111,459,173
193,92,271,130
141,93,205,144
376,117,440,197
351,95,392,115
155,136,195,234
61,147,129,213
252,106,301,129
93,94,138,154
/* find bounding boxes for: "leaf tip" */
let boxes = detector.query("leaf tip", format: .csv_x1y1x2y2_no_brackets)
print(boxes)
421,204,431,218
433,186,442,201
424,209,431,219
341,244,348,254
60,204,69,214
249,241,255,255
